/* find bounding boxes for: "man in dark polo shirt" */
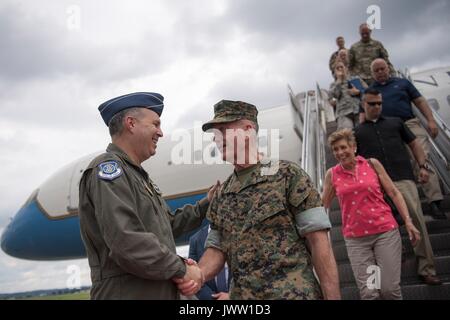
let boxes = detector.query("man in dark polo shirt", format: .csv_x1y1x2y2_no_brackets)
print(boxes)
358,58,445,219
355,88,442,285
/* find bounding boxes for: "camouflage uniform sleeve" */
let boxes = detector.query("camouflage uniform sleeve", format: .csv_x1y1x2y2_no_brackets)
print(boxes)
348,45,356,75
329,81,342,100
87,165,186,280
286,163,331,237
169,197,209,239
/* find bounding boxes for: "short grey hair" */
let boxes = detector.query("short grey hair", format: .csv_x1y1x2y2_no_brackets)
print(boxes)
370,58,387,72
108,107,143,137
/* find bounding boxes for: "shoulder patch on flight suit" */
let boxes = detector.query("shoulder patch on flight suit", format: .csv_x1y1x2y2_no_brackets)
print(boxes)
97,161,123,181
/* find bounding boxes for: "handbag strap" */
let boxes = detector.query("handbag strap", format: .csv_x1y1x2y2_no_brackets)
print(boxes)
367,158,384,192
367,159,400,216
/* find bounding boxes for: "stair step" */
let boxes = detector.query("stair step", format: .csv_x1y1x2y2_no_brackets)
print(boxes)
333,232,450,262
338,255,450,287
341,282,450,300
402,282,450,300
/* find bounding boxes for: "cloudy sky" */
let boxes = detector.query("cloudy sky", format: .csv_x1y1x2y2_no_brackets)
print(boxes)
1,0,450,294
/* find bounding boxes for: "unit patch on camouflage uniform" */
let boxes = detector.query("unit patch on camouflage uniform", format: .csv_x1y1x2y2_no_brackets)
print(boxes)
98,161,123,180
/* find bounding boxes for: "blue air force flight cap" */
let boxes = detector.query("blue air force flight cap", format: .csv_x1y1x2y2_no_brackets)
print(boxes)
98,92,164,126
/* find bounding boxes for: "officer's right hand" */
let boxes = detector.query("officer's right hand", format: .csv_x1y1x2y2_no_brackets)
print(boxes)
173,264,204,296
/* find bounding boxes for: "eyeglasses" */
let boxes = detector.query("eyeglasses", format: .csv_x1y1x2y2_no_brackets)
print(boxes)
366,101,382,107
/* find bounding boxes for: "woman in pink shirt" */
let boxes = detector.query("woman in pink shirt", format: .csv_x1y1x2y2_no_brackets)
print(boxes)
322,129,420,300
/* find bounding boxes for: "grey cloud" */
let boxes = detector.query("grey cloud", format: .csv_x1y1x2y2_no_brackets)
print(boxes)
216,0,359,53
0,3,99,82
0,213,13,231
209,78,287,109
0,0,188,130
172,105,212,131
0,250,91,294
173,78,289,130
191,0,450,68
164,1,235,58
0,80,103,130
0,1,177,85
223,0,448,42
165,0,450,104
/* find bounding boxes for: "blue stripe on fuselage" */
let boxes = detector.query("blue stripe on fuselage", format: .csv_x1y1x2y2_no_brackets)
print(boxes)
1,200,85,260
1,193,208,260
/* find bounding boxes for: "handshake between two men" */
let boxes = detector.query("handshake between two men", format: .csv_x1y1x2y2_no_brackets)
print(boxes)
171,180,222,298
172,258,206,297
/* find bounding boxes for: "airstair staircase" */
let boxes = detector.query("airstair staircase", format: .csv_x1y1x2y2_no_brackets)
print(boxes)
289,85,450,300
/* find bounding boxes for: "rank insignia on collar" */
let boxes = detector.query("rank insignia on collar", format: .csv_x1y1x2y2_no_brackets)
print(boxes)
98,161,123,180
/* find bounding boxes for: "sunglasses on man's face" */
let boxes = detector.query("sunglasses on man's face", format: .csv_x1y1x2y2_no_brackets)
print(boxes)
366,101,382,107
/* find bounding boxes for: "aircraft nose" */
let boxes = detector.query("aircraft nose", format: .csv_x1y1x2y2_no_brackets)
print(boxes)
1,221,14,256
1,191,86,260
1,200,37,259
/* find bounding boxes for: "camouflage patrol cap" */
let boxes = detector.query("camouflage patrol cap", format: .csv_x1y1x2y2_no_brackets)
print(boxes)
202,100,258,132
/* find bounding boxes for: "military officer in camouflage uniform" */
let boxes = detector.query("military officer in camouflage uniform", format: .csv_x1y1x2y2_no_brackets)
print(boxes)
177,100,341,300
79,92,216,299
329,36,346,77
330,61,368,129
348,23,395,86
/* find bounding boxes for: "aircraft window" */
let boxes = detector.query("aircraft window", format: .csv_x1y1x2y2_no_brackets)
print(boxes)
427,98,440,111
447,95,450,107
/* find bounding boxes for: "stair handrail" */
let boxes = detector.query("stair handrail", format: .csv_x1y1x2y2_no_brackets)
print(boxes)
287,84,330,192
